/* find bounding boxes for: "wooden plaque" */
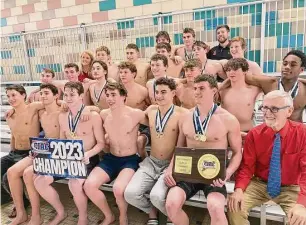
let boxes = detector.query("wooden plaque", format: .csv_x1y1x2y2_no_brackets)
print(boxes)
173,147,226,184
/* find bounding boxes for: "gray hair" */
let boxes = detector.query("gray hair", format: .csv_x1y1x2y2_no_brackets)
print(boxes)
264,90,293,107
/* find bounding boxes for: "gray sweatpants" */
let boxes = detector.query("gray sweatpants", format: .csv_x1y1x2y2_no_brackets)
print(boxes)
124,155,169,215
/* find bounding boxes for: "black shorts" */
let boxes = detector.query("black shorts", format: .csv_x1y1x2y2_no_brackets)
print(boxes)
53,154,100,181
139,124,151,146
1,150,31,193
97,153,141,181
176,181,227,200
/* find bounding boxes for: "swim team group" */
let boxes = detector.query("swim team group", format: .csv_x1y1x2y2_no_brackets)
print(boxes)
1,25,306,225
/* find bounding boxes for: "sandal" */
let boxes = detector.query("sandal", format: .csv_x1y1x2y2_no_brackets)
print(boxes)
147,218,159,225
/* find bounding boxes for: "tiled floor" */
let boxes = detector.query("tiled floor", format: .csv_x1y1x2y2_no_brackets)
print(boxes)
1,183,281,225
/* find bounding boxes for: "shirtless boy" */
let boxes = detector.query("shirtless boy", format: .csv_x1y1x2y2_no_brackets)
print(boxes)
146,54,169,104
215,37,262,79
84,82,145,225
155,31,171,44
242,50,306,123
175,28,195,61
126,43,151,87
156,43,184,78
22,83,62,225
118,61,149,110
176,59,202,109
165,74,242,225
60,63,93,105
95,46,119,82
23,83,98,225
27,68,61,102
219,58,261,136
117,61,151,159
155,31,176,55
88,60,109,109
192,41,220,76
2,85,42,224
34,81,105,225
125,77,188,224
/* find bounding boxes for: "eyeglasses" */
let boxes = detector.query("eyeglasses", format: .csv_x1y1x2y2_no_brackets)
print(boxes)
259,105,290,114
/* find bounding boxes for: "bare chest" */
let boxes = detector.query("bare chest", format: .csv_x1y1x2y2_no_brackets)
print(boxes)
178,87,196,109
108,67,119,80
62,119,93,138
89,86,108,108
40,112,60,131
182,116,227,143
104,115,138,136
148,112,179,134
221,89,257,109
126,89,146,110
135,66,147,86
167,64,181,78
8,111,38,132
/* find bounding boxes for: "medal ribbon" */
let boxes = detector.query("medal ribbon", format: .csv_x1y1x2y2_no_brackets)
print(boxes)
278,79,299,99
94,81,107,104
155,104,174,134
185,48,194,60
201,60,208,75
68,104,85,135
193,104,217,136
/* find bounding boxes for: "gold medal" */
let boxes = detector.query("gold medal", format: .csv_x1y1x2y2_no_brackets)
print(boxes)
68,104,84,140
193,104,217,143
200,134,207,142
194,133,200,141
194,133,206,142
155,105,174,140
157,132,164,138
70,132,77,139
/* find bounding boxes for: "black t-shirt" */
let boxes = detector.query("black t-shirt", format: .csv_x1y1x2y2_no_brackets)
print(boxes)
207,44,232,60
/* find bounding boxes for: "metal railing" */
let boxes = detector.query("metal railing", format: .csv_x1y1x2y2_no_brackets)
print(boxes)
0,0,305,83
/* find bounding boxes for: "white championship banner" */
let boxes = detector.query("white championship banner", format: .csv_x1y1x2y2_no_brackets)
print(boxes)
30,137,87,179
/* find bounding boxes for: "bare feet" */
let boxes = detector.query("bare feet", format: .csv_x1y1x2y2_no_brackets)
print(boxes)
77,217,88,225
49,212,67,225
9,211,28,225
99,214,115,225
119,215,128,225
27,215,43,225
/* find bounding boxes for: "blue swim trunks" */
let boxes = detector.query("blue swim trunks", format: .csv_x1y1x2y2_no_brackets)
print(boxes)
98,153,141,181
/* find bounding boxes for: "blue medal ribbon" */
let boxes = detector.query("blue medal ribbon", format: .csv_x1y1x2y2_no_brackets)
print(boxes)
193,104,217,141
155,104,174,137
68,104,85,137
